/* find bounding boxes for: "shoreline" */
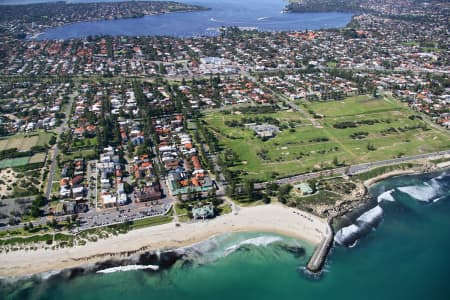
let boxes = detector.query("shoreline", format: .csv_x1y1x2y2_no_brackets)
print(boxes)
0,203,328,278
26,8,210,40
319,162,450,271
1,162,448,278
363,169,420,187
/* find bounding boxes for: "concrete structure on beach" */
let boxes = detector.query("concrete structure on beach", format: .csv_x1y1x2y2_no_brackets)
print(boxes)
306,222,334,273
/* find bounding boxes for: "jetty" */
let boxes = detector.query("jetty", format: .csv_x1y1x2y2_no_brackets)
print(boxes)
306,222,334,273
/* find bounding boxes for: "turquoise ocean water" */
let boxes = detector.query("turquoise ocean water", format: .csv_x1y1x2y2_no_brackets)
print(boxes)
1,170,450,299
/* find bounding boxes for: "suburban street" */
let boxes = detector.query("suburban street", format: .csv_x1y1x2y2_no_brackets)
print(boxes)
44,93,76,200
1,65,449,234
2,144,449,233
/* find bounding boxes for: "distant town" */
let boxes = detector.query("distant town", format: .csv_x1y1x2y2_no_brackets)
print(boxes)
0,0,449,259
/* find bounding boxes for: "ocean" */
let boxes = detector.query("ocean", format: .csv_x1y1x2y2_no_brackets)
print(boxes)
1,169,449,299
5,0,354,39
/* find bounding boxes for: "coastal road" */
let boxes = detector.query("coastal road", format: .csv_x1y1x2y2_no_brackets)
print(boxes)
256,149,450,189
2,150,448,232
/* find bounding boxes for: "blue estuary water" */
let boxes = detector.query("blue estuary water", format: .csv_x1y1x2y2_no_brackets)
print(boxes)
17,0,354,39
1,169,450,299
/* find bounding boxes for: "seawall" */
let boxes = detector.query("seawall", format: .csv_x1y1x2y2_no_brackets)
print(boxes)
306,222,334,273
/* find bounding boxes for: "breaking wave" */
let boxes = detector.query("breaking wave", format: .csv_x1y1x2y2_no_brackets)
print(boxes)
377,189,395,203
336,170,450,248
224,236,283,256
97,265,159,274
334,224,360,246
397,183,439,202
177,233,302,265
396,172,449,203
335,205,384,247
356,205,383,224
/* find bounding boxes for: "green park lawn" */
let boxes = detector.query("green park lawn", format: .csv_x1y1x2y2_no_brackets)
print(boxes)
0,131,52,152
0,156,30,169
305,95,403,117
71,136,98,149
130,215,173,230
203,96,450,182
62,149,97,162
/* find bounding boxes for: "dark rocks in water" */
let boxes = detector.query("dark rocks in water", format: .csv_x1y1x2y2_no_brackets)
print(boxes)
50,267,90,282
235,245,252,252
278,244,306,258
43,250,184,282
94,259,123,272
65,267,87,280
179,259,194,268
137,252,160,266
332,197,376,231
158,251,184,269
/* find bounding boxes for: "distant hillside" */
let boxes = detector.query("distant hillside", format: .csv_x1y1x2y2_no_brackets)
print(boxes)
0,1,208,23
285,0,364,13
285,0,450,14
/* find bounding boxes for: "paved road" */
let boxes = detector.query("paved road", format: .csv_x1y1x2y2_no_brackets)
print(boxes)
1,201,172,232
2,150,448,232
75,201,172,231
256,150,450,189
44,93,75,199
273,90,322,127
44,146,59,199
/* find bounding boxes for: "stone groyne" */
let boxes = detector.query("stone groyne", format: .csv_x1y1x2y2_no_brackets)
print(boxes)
306,222,334,273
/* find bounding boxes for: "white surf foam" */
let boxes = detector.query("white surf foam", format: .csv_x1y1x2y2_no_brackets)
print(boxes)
356,206,383,224
377,189,395,203
334,224,360,246
435,173,445,180
257,17,270,21
335,206,383,246
97,264,159,274
433,197,442,203
40,270,61,280
397,183,439,202
224,236,282,256
348,240,358,248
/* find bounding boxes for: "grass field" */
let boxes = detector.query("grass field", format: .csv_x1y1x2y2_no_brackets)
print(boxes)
0,157,30,169
29,152,47,164
203,95,450,181
0,152,46,169
71,137,98,149
0,233,72,246
305,95,404,116
63,149,96,162
0,132,52,152
130,215,173,229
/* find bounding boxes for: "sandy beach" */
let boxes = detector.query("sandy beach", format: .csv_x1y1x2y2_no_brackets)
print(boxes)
0,203,328,278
